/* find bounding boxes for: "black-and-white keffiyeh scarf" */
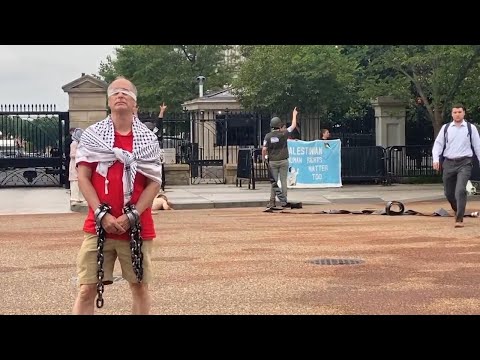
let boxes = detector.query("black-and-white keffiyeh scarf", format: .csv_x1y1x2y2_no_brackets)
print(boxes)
76,116,163,205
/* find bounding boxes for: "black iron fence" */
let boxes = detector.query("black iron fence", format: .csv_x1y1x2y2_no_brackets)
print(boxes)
341,146,387,182
0,105,69,187
141,109,445,186
140,110,376,166
385,145,435,180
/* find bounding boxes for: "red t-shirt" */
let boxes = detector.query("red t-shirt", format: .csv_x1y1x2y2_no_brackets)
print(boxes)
79,131,156,241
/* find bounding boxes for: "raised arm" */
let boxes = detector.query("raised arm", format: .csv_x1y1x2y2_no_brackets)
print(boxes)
158,102,167,119
287,107,298,132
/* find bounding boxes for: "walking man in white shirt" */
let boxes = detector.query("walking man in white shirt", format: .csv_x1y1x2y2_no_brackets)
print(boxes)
432,104,480,227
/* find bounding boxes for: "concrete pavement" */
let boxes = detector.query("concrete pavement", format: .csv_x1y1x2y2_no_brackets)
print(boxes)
163,183,448,209
0,183,449,215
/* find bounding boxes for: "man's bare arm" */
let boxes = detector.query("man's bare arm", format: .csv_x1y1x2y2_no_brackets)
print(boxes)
262,146,268,160
78,164,125,234
77,164,101,210
133,177,161,215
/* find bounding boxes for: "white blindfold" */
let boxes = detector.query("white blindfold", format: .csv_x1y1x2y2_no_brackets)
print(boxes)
108,87,137,101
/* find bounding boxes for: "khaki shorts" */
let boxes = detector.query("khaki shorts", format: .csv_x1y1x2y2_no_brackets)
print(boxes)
77,232,153,285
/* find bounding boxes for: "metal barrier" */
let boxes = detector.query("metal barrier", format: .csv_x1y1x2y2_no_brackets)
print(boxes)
385,145,436,180
235,144,480,188
235,148,269,189
341,146,387,184
237,146,388,189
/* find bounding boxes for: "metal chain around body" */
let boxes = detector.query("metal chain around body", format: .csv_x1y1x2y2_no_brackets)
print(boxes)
94,203,111,309
124,204,143,283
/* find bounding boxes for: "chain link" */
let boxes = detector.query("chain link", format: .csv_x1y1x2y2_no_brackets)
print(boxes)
130,223,143,282
94,203,111,309
92,203,142,310
96,228,106,308
124,204,143,283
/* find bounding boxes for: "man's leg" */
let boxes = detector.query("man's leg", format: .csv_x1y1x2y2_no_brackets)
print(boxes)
278,159,289,201
268,160,287,206
72,284,97,315
117,239,153,315
442,160,458,214
454,159,473,223
73,233,116,314
268,167,276,208
129,283,152,315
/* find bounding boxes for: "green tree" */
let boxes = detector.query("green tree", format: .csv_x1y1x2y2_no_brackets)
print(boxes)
0,116,59,153
231,45,360,116
98,45,237,111
343,45,480,137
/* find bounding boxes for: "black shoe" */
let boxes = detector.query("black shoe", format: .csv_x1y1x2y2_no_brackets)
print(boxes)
289,202,303,209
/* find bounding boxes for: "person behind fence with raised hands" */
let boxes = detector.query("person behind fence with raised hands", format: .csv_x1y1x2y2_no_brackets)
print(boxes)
262,107,298,209
133,103,167,146
72,76,162,315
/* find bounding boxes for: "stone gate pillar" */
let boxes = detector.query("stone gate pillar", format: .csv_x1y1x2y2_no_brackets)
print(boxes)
62,73,108,130
371,96,407,147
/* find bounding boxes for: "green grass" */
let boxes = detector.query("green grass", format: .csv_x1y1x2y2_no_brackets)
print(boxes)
402,176,442,184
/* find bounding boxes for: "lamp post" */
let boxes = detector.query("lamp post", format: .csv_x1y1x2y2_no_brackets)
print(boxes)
225,108,230,164
183,106,195,165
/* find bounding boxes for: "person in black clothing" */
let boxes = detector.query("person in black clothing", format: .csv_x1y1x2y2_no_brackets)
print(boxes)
262,107,298,209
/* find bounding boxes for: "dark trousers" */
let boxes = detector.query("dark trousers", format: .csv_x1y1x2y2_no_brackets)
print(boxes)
267,159,289,206
442,157,472,222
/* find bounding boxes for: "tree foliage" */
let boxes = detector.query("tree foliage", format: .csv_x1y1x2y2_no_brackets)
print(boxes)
342,45,480,136
231,45,360,115
98,45,237,111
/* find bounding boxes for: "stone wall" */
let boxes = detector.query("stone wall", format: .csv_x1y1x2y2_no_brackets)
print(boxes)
164,164,190,185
